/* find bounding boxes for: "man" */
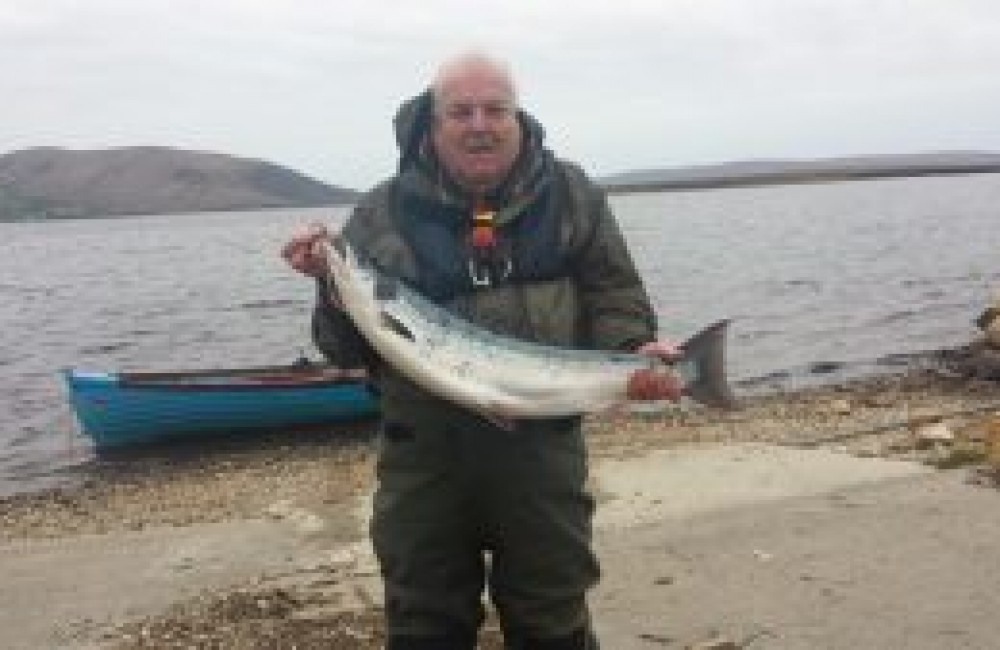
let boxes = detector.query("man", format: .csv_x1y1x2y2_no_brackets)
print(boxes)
283,52,680,650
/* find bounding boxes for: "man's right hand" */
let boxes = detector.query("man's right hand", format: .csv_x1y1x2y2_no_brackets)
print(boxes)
281,222,330,278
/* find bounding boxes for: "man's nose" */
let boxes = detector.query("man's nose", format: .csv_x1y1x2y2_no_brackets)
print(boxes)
467,107,490,130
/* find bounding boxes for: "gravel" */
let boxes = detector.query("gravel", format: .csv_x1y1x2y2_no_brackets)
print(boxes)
3,350,998,649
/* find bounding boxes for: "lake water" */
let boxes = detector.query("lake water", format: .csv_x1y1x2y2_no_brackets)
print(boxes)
2,173,999,495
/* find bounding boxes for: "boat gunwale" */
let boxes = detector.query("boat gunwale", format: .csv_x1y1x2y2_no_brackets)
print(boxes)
67,365,373,392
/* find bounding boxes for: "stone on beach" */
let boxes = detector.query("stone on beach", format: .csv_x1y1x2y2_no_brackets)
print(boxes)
4,362,1000,648
912,421,955,447
986,416,1000,471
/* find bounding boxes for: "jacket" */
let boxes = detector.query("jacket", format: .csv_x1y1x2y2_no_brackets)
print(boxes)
312,91,657,416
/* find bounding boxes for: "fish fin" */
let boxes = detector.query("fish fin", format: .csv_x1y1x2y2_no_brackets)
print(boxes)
477,403,519,432
680,319,739,409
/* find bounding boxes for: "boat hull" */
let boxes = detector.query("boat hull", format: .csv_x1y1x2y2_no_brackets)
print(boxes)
62,365,379,448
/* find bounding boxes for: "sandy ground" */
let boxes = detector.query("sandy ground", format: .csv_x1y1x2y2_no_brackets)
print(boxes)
593,466,1000,649
2,353,1000,649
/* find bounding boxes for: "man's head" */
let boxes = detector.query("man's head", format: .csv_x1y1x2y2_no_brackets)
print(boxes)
430,52,523,196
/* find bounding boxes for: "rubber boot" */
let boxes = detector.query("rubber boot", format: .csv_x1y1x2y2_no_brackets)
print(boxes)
506,627,598,650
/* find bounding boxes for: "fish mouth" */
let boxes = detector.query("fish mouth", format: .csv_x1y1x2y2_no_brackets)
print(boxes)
330,236,348,260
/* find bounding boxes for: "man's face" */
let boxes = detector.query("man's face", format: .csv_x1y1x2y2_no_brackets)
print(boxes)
430,68,522,195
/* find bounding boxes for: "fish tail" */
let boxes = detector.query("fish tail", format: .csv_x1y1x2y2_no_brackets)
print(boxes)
681,319,738,409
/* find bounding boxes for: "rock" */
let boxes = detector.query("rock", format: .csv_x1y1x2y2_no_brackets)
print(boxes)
985,320,1000,350
264,500,294,520
637,631,674,645
688,638,739,650
287,509,326,534
830,399,852,415
979,300,1000,349
810,361,842,375
986,416,1000,471
264,500,326,533
967,466,1000,487
913,422,955,448
859,394,893,408
885,439,915,453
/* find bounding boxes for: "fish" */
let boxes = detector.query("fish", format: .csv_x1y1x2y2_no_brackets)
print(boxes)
321,237,736,419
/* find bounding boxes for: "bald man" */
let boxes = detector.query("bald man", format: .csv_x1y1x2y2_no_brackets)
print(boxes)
283,52,679,650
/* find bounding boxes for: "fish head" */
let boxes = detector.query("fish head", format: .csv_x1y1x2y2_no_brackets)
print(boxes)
317,235,368,312
324,235,369,288
324,235,352,274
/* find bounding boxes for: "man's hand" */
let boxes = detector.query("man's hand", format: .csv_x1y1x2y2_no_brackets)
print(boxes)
281,222,330,278
634,339,682,362
627,339,684,401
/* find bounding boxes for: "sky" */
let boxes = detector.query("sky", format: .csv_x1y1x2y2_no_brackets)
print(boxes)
2,0,999,190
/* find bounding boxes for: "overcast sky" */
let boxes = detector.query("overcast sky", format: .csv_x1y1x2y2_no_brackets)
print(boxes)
2,0,999,189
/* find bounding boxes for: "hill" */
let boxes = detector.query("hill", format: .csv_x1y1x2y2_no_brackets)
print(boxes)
600,151,1000,193
0,146,357,221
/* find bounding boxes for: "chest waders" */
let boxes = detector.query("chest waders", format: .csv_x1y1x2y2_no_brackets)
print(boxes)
371,181,601,650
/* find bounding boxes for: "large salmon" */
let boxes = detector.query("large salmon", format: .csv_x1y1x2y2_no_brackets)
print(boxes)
321,237,736,418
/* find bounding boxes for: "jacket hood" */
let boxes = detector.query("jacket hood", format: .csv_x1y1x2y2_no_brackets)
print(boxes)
392,89,547,171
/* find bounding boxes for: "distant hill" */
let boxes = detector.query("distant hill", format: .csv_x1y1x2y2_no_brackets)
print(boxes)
0,146,358,221
600,151,1000,194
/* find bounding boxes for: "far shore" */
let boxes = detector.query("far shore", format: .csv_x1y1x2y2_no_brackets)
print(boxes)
6,154,1000,223
602,163,1000,195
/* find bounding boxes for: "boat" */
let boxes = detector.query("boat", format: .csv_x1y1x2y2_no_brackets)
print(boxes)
62,362,379,448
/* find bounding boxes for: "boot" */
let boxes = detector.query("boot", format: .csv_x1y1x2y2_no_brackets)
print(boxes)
506,627,598,650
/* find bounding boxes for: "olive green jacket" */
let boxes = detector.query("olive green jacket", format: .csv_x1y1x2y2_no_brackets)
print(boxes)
313,94,657,416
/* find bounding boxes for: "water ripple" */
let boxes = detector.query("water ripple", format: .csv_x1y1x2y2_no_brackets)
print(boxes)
3,179,999,495
78,342,134,355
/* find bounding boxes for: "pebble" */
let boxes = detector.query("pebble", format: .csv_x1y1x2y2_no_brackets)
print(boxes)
3,365,999,648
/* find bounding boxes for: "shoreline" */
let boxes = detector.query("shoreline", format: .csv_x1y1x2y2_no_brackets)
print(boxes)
2,349,999,648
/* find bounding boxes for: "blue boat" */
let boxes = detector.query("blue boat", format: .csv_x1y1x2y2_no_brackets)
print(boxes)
62,363,379,448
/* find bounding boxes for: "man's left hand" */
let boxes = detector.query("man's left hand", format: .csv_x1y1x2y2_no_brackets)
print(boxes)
635,340,682,362
627,339,684,401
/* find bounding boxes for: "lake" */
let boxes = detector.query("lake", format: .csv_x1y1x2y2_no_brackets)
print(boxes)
2,172,998,495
